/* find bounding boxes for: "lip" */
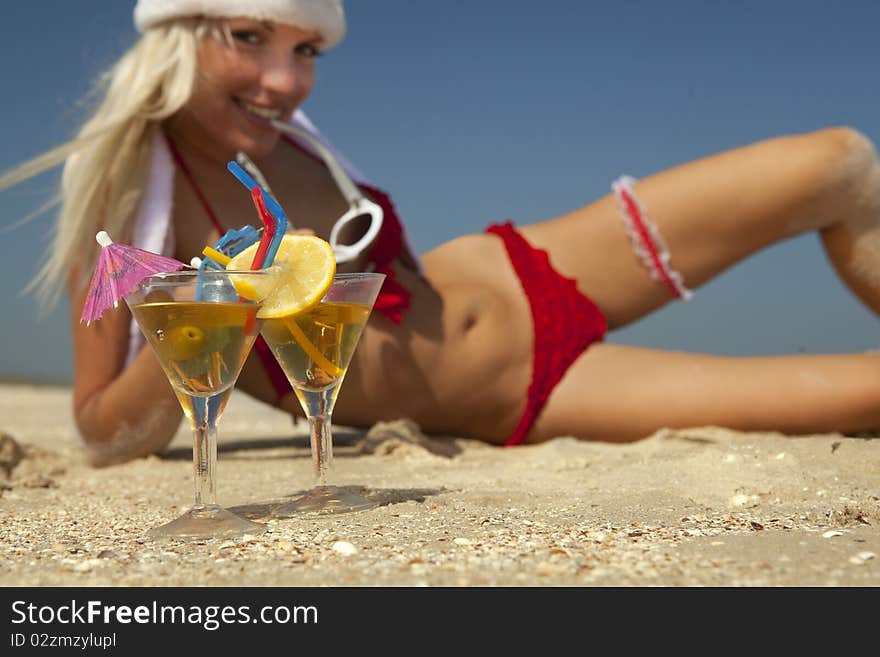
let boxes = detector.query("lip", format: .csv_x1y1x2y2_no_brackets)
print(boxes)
232,98,285,131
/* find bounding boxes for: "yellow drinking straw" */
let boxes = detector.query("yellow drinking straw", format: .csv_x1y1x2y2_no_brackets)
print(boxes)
202,246,231,266
282,316,344,378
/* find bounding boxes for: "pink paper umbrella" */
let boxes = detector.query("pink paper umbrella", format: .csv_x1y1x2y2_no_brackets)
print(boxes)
80,231,187,325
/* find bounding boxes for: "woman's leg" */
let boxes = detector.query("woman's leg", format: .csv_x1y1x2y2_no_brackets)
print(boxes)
521,126,880,328
530,344,880,443
507,127,880,443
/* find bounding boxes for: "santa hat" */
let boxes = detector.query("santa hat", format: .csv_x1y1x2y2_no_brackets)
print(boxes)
134,0,346,50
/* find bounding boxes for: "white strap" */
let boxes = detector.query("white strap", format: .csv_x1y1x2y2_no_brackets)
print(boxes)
271,119,384,264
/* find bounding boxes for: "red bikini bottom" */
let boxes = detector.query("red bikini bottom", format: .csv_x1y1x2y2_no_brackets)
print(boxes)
254,222,608,448
486,221,608,446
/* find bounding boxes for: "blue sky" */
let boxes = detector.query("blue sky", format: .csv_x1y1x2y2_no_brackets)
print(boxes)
2,0,879,383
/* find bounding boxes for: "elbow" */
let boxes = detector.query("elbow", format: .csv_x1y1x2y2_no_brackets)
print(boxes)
75,402,181,468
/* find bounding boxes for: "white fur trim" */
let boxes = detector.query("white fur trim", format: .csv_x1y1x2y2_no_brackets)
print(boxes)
132,128,175,258
134,0,346,50
126,128,177,366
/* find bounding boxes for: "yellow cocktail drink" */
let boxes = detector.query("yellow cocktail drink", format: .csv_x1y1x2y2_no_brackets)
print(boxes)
131,301,261,397
261,302,370,401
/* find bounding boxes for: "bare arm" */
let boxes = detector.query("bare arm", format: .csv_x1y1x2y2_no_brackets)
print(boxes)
69,276,183,467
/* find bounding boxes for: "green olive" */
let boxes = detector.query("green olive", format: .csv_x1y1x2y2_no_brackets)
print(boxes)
165,325,206,360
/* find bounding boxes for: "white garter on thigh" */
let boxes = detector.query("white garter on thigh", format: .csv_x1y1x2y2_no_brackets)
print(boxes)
612,175,693,301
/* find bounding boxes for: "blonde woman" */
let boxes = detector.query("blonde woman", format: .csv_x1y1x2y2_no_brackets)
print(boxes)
3,0,880,467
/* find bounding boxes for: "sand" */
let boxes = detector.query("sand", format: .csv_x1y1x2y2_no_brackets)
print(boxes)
0,382,877,587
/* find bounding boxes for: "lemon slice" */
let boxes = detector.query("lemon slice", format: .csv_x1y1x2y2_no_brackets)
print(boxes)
227,234,336,318
224,267,276,303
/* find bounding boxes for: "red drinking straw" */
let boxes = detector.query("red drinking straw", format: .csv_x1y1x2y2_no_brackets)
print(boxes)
241,187,277,334
249,187,277,270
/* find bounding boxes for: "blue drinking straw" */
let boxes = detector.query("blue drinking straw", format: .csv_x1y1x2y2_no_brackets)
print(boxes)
202,225,262,269
226,161,288,267
195,224,262,299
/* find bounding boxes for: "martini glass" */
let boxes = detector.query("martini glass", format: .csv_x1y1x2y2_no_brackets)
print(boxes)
125,269,276,539
260,272,385,515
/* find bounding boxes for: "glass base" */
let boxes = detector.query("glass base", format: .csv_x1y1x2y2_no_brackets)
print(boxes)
148,505,266,539
272,485,378,517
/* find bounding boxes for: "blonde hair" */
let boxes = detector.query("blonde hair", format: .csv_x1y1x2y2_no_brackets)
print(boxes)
0,19,214,308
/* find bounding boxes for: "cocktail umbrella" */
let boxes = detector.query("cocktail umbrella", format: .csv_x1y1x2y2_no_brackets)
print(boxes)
80,230,187,325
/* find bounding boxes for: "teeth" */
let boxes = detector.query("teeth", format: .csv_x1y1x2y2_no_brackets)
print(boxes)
241,102,282,120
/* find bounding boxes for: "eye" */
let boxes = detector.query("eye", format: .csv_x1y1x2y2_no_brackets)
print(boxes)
230,30,264,46
295,42,322,58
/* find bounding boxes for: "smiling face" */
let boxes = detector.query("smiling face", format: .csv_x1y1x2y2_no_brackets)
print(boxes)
167,18,321,162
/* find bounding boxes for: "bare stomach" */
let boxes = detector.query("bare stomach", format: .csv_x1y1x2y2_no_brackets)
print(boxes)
235,234,533,443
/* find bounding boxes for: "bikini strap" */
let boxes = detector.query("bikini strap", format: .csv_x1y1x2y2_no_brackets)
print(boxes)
165,136,225,235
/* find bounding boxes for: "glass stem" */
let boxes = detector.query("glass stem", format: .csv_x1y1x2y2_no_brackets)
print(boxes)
302,388,335,487
187,393,224,509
